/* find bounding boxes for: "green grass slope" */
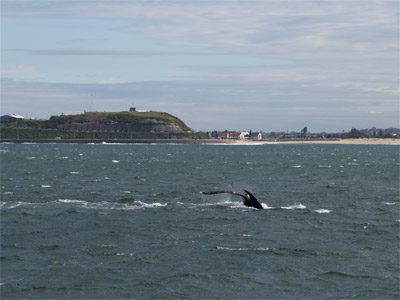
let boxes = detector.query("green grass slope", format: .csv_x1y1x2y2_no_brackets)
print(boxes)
45,111,191,131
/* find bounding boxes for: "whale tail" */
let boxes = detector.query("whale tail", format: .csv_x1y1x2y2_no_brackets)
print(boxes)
201,183,263,210
242,190,263,210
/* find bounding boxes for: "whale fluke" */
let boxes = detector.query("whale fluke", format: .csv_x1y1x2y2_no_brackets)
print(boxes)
201,183,263,210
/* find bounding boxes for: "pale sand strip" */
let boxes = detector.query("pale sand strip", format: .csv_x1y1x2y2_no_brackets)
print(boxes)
228,138,400,145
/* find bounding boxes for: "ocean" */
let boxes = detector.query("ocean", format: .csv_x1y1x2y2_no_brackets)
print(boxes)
1,143,399,299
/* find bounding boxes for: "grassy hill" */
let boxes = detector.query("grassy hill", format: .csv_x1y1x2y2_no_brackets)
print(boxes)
45,111,191,132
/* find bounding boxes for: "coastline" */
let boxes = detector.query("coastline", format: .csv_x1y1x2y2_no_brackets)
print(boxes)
1,138,399,145
266,138,400,145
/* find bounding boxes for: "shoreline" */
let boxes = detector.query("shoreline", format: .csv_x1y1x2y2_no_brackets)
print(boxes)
268,138,400,145
1,138,399,145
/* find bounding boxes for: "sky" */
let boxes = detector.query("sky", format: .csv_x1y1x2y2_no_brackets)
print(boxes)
1,0,399,132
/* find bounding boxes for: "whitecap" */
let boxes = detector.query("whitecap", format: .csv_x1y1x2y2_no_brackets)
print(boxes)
319,165,331,168
314,209,331,214
4,201,34,209
70,172,80,175
281,203,306,210
120,190,131,194
133,201,167,208
41,185,52,188
217,246,241,251
101,244,118,248
58,199,87,204
216,246,270,251
26,157,36,160
3,192,13,195
385,202,397,205
116,252,135,257
112,160,120,163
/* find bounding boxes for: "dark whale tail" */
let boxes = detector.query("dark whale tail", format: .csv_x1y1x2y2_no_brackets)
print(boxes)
201,183,263,210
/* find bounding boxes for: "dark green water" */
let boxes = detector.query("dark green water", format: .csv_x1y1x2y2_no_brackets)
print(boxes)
1,143,399,299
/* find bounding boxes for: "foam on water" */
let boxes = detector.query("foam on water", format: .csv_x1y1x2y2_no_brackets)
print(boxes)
281,203,307,210
58,199,87,204
313,209,332,214
1,199,167,211
132,200,167,208
217,247,270,251
261,203,274,209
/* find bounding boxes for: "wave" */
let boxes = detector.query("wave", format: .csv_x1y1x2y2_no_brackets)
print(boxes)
58,199,87,204
194,199,268,210
281,203,306,210
313,209,331,214
318,271,379,279
261,203,274,209
1,201,41,209
132,200,167,208
1,199,167,211
216,246,270,251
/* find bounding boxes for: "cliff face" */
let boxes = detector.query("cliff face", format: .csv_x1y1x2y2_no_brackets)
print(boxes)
57,119,184,133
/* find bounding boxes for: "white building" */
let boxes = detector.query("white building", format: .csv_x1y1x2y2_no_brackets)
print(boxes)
0,114,25,123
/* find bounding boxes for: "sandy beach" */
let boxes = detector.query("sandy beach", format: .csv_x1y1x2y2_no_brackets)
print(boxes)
230,138,400,145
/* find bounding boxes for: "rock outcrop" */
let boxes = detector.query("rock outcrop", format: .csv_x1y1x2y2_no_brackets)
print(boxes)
57,119,184,133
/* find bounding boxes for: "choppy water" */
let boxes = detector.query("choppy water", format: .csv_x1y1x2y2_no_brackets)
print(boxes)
1,143,399,299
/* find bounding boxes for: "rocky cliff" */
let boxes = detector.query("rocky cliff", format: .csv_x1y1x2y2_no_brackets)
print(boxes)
57,119,183,133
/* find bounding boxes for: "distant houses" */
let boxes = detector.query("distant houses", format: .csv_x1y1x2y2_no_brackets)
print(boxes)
216,131,262,140
0,114,25,123
250,132,262,140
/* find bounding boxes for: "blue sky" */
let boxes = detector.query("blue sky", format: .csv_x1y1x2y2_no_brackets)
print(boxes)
1,0,399,132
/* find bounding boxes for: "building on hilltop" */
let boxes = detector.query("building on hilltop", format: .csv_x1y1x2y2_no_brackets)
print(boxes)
0,114,25,123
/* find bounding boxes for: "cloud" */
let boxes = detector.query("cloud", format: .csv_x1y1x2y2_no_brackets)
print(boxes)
12,48,220,56
98,77,127,84
0,65,34,74
3,1,398,59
